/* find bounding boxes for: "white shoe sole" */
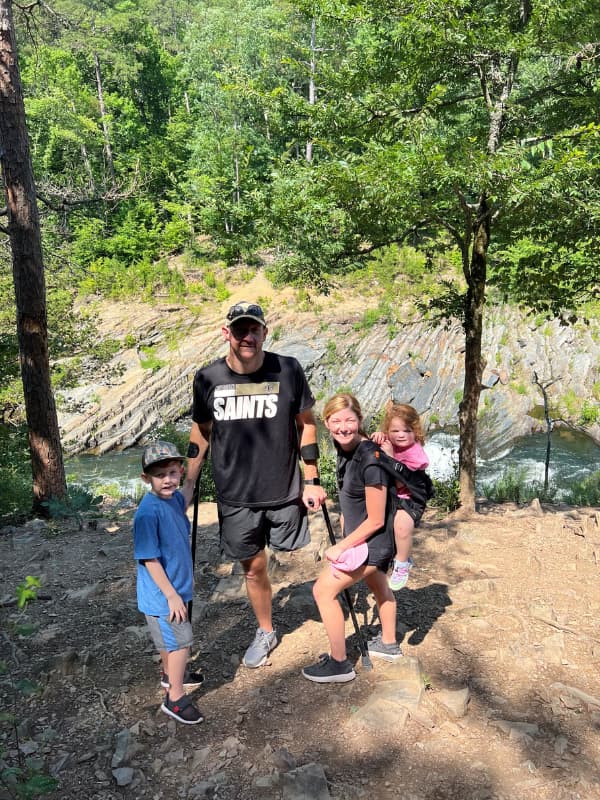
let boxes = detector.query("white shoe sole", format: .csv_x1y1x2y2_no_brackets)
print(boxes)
367,649,403,662
301,669,357,683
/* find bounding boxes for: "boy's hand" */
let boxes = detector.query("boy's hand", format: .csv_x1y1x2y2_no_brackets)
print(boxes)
166,592,187,622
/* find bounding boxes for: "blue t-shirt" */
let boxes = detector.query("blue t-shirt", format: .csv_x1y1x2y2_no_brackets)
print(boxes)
133,490,193,616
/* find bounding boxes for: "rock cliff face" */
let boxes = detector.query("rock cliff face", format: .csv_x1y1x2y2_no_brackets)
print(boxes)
58,283,600,457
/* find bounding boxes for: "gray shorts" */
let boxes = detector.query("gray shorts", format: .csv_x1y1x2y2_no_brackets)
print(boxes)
145,614,193,653
218,500,310,561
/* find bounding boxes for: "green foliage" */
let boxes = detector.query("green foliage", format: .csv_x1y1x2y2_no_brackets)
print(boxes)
0,768,59,799
89,338,121,364
51,359,82,390
15,576,41,610
353,304,390,331
1,576,57,799
563,471,600,506
139,346,166,372
559,389,580,418
580,401,599,426
42,487,103,527
0,425,32,521
214,282,231,302
481,468,558,504
315,444,338,503
430,474,460,514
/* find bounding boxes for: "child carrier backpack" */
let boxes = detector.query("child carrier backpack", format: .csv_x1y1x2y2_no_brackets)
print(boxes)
353,440,435,507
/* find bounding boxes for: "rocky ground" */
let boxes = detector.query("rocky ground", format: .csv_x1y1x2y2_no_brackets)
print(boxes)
1,499,599,800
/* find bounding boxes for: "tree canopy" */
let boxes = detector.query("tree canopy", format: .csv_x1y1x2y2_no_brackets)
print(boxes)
0,0,598,511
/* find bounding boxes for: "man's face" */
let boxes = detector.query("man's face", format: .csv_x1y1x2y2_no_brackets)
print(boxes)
223,319,267,360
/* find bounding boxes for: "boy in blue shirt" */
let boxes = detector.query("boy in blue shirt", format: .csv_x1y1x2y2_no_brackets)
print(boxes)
134,441,203,725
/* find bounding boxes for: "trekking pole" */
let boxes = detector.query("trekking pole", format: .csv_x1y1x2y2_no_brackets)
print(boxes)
187,468,202,623
311,500,373,671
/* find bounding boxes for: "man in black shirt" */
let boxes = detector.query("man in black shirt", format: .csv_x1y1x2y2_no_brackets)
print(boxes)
183,301,326,668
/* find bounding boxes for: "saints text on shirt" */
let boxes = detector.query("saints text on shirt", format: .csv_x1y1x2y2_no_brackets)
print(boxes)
213,382,280,420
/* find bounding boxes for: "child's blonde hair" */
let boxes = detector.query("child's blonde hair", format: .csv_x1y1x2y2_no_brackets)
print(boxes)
382,403,425,445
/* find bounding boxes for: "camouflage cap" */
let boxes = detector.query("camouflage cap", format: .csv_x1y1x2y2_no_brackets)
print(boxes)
225,301,266,327
142,440,184,471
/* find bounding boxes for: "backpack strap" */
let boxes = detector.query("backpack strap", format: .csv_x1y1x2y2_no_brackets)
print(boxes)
355,440,434,507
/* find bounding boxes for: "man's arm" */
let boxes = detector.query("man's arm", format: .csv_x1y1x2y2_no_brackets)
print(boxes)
182,420,211,508
296,408,327,509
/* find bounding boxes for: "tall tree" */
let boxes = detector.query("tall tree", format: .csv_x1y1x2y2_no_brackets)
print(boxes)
270,0,600,511
0,0,67,511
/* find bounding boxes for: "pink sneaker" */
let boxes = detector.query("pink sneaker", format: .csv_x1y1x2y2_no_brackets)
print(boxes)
388,558,413,591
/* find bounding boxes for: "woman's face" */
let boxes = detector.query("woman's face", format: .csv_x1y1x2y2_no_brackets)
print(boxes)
325,407,362,450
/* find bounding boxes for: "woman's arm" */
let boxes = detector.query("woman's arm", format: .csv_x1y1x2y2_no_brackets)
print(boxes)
325,485,387,562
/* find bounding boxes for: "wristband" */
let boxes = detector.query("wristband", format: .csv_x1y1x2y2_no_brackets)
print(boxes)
304,478,320,485
300,443,320,461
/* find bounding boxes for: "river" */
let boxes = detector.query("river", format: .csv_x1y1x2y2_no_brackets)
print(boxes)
66,428,599,501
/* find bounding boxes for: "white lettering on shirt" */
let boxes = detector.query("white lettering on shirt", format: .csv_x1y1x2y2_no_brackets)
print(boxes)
213,393,279,421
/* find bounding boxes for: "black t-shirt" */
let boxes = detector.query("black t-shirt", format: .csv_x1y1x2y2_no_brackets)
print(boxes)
337,440,391,536
192,351,315,507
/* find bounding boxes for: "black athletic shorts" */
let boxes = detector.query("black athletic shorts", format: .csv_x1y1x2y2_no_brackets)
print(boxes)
396,497,426,527
217,499,310,561
364,527,395,573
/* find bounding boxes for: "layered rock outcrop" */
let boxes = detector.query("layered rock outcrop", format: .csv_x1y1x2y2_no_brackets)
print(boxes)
58,289,600,457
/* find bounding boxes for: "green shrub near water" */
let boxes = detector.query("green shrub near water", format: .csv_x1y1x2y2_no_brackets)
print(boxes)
430,473,460,514
481,467,558,504
563,471,600,506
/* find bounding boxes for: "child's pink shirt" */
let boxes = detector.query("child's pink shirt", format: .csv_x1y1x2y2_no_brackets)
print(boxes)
393,441,429,499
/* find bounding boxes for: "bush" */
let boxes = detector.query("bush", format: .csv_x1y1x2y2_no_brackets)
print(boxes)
481,468,557,504
0,424,32,521
42,486,103,528
564,471,600,506
315,444,338,503
430,473,460,513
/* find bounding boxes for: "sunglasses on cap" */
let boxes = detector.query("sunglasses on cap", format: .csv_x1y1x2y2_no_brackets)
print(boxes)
226,303,264,320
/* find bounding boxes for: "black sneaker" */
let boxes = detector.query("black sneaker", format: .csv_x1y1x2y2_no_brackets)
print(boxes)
160,669,205,690
302,654,356,683
160,693,204,725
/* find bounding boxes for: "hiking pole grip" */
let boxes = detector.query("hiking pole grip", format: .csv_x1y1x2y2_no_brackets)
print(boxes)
314,500,373,670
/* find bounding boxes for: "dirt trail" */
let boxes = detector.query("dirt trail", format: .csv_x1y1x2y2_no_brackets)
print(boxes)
1,500,599,800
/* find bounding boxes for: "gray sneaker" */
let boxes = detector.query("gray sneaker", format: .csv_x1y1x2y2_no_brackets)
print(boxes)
367,633,403,661
242,628,278,668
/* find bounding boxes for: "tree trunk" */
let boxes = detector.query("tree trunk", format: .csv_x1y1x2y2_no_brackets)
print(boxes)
0,0,67,513
93,51,116,188
306,17,316,163
458,195,489,512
